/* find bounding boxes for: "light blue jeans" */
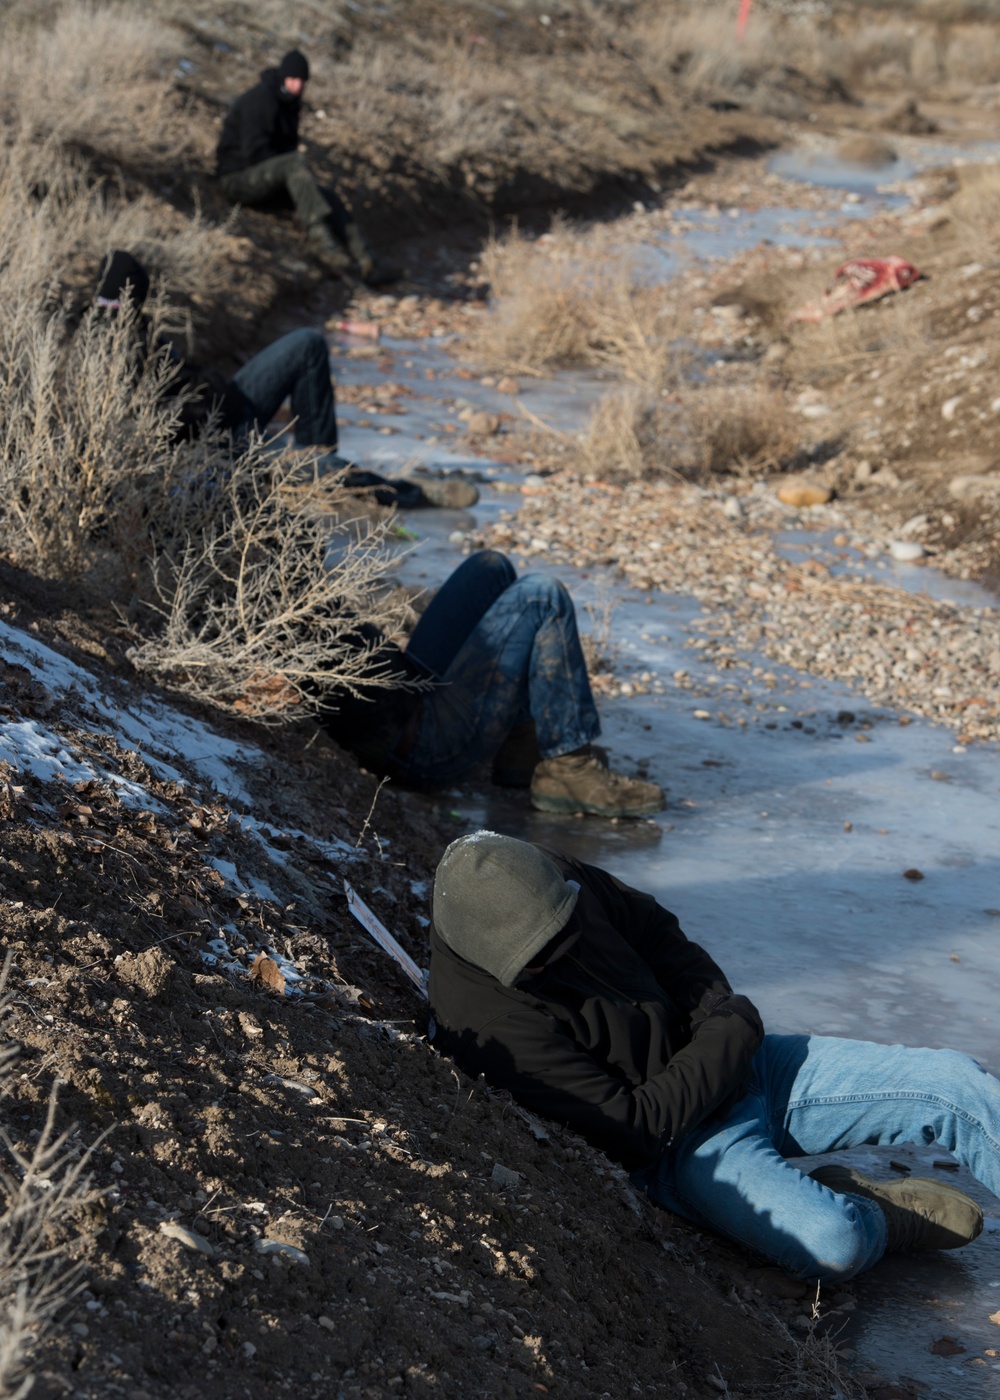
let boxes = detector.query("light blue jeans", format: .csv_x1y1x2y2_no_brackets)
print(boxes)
633,1034,1000,1281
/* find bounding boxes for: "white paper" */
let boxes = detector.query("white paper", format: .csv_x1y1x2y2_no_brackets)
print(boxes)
344,880,429,998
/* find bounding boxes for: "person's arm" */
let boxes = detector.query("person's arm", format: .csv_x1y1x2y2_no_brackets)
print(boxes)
571,859,733,1013
466,999,762,1169
238,88,280,168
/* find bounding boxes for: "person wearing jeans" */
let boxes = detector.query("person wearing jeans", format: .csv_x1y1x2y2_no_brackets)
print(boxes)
429,834,993,1281
94,252,472,508
320,550,664,818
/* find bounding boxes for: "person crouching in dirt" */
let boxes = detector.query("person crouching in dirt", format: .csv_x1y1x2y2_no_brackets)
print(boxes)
319,549,665,819
94,251,470,508
215,50,397,287
429,833,996,1280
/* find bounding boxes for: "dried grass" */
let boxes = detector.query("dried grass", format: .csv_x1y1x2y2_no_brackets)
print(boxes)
678,383,799,479
579,388,676,481
474,223,679,385
0,2,180,163
131,450,417,725
0,956,101,1400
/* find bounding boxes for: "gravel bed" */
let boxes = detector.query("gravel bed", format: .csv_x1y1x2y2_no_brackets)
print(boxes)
474,472,1000,745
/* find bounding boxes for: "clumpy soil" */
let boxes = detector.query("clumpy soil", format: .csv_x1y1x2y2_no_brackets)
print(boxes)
1,572,839,1400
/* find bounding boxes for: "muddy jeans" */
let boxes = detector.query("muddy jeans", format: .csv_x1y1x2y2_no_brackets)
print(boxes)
219,152,352,242
389,551,600,787
230,328,339,448
632,1033,1000,1281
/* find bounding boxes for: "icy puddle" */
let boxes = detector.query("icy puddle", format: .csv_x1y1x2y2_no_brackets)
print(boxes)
325,142,1000,1392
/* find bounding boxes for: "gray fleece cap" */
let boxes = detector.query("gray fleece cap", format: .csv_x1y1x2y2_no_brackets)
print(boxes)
432,832,578,987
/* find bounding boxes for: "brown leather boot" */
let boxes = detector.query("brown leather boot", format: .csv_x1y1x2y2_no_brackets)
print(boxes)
530,751,664,818
810,1165,984,1253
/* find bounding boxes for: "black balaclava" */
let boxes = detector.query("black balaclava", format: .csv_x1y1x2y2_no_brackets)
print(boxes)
278,50,310,84
96,250,150,311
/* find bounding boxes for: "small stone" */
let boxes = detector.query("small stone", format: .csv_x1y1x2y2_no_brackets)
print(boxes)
723,497,744,519
466,411,501,436
318,1316,337,1332
949,473,1000,499
254,1238,310,1266
854,460,873,482
159,1221,215,1257
496,376,520,395
888,540,925,562
777,478,833,507
491,1162,522,1190
902,868,924,881
692,709,712,720
941,396,962,421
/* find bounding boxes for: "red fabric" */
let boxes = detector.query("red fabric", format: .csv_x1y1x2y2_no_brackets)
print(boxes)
789,256,924,324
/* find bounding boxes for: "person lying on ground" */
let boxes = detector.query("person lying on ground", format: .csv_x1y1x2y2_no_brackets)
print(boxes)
94,252,472,508
214,50,398,287
428,832,995,1281
319,550,665,819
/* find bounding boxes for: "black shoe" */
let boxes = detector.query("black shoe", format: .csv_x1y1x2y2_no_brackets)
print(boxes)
810,1165,984,1253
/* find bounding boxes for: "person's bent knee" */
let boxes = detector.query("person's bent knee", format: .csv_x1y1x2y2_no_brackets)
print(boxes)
464,550,516,586
787,1207,876,1283
518,572,573,612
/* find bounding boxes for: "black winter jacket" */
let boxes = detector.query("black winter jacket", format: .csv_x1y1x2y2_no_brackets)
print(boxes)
216,68,301,177
429,851,764,1170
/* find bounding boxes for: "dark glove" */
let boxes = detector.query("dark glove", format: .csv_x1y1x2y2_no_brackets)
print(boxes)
694,990,764,1042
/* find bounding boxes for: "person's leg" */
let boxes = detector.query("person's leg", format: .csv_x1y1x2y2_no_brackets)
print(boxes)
644,1033,1000,1281
406,550,516,676
220,153,333,230
771,1034,1000,1198
230,329,339,448
400,571,600,787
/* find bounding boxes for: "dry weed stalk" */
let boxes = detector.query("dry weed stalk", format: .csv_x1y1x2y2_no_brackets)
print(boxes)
132,450,418,724
0,958,100,1399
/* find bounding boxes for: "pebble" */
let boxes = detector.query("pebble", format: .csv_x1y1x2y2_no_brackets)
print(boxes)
888,540,925,562
777,479,833,507
491,1162,522,1189
949,473,1000,499
723,497,744,519
941,395,962,421
466,411,501,436
496,376,520,395
159,1221,215,1257
254,1239,311,1266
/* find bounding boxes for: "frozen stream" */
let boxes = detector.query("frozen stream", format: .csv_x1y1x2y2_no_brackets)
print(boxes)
327,146,1000,1394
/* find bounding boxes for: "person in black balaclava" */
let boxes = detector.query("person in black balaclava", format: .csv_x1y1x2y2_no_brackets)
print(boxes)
90,251,472,507
215,50,397,287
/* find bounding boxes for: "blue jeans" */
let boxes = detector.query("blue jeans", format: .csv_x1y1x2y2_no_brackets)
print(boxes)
395,551,600,787
230,328,338,448
634,1034,1000,1281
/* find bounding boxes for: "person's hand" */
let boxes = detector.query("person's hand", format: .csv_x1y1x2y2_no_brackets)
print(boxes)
695,990,764,1041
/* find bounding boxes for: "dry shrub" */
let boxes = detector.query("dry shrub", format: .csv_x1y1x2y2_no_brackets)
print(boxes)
788,292,934,391
943,23,1000,83
0,2,180,162
0,957,100,1400
0,300,189,584
475,224,677,383
678,383,798,479
131,451,417,725
579,388,677,481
